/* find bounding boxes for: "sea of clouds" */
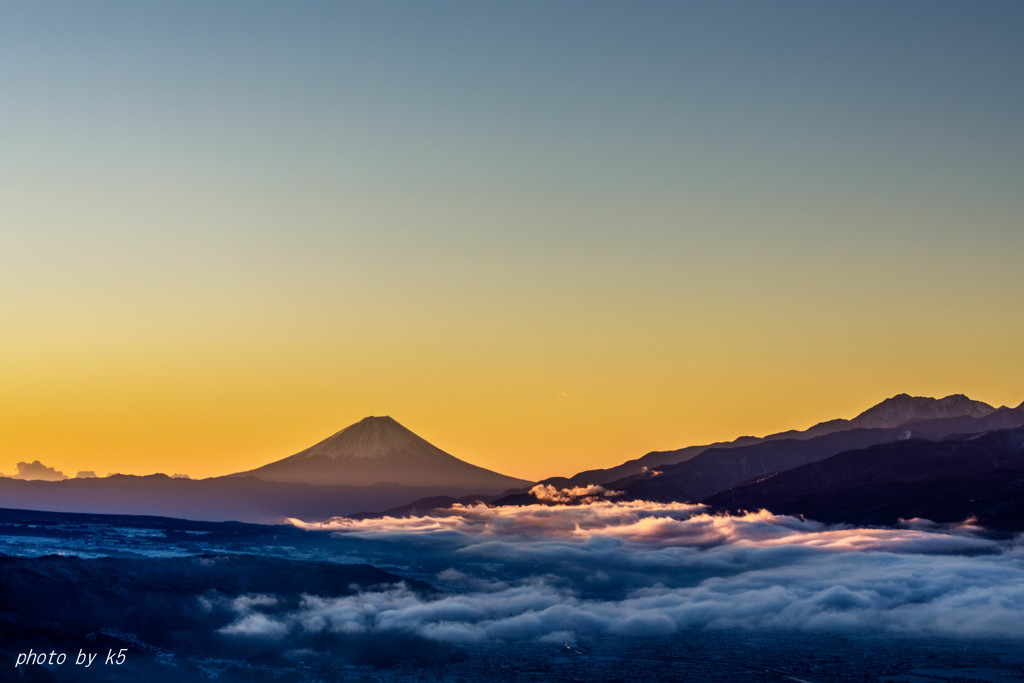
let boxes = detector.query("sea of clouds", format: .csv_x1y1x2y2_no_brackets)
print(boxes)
219,496,1024,646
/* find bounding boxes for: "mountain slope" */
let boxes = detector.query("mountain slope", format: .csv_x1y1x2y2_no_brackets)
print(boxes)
703,425,1024,529
615,406,1024,505
0,417,532,523
616,428,905,503
231,416,531,491
846,393,994,429
0,474,507,523
547,394,999,489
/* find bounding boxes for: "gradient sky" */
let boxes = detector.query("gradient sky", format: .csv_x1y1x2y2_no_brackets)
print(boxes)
2,1,1022,482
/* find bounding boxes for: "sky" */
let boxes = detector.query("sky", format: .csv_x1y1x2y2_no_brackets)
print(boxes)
1,1,1023,481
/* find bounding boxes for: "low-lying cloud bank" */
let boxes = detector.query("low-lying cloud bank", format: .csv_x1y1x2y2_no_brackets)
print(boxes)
256,502,1024,644
291,500,994,552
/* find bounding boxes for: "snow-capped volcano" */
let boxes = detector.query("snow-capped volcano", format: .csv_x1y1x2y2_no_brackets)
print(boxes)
232,416,531,491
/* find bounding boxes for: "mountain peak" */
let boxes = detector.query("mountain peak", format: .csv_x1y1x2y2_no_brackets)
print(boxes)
305,415,430,460
231,416,532,491
851,393,995,429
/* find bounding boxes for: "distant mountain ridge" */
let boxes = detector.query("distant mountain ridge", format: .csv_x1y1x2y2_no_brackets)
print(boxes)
0,416,531,523
544,394,1004,489
847,393,994,429
0,475,513,524
230,416,530,491
610,405,1024,505
5,395,1021,526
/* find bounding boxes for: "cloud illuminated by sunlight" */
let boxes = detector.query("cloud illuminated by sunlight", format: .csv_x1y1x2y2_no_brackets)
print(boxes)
253,503,1024,643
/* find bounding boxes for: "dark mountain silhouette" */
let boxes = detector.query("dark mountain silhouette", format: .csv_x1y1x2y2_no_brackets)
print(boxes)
0,417,530,523
542,394,1001,490
612,405,1024,505
900,406,1024,439
0,474,520,524
845,393,994,428
231,416,530,491
543,440,753,491
615,428,908,503
5,398,1018,523
703,425,1024,530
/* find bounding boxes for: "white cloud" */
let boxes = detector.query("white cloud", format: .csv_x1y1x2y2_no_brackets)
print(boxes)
238,503,1024,644
8,460,68,481
529,483,619,504
219,613,288,638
